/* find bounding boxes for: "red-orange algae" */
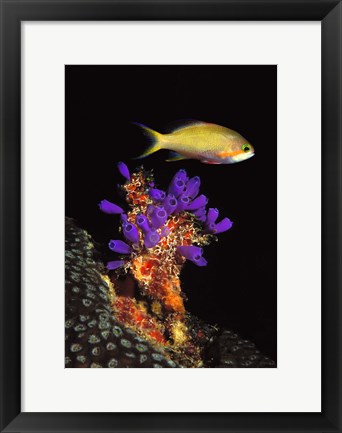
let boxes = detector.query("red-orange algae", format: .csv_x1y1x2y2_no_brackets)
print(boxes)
148,330,165,343
113,296,167,345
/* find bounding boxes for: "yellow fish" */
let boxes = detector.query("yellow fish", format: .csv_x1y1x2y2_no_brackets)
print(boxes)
134,120,254,164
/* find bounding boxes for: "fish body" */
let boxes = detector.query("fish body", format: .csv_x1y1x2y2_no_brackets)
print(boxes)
134,121,254,164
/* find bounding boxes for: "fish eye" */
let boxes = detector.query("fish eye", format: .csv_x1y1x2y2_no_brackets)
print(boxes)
242,144,251,152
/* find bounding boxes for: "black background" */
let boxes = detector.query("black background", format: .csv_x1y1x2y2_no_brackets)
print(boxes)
66,65,277,361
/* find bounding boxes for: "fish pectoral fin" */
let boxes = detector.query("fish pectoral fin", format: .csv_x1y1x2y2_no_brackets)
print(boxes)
201,159,221,165
165,151,189,162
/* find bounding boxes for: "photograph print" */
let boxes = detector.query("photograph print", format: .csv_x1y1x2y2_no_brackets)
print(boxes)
65,65,277,368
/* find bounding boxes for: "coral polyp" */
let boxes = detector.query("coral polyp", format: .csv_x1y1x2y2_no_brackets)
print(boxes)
99,162,233,365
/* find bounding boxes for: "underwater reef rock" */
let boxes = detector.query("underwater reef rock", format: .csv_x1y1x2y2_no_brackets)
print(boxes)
65,217,275,368
65,217,177,368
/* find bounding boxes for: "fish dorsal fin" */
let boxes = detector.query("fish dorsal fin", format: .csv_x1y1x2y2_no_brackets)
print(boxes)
165,119,209,133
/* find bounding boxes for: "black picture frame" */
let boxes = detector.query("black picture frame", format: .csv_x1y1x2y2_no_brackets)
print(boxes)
0,1,341,432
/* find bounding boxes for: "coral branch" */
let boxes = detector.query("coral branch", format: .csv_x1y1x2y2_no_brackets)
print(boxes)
100,163,233,359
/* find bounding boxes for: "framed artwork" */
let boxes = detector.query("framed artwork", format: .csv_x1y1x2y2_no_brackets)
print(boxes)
0,0,341,432
65,64,277,369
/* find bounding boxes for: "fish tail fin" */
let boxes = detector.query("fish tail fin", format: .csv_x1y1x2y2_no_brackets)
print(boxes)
132,122,163,159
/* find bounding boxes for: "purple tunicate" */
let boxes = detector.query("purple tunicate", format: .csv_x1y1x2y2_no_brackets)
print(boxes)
148,181,155,187
108,239,132,254
170,169,188,184
144,230,161,249
192,206,206,217
206,208,219,225
177,245,208,267
175,194,191,213
149,188,166,202
163,194,178,215
151,206,168,229
168,178,185,197
187,194,208,211
117,161,131,181
136,214,150,234
175,169,188,182
123,222,140,244
120,213,128,225
214,217,233,234
205,222,217,233
193,256,208,266
107,260,126,270
177,245,202,260
197,214,207,223
99,200,124,214
184,176,200,198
